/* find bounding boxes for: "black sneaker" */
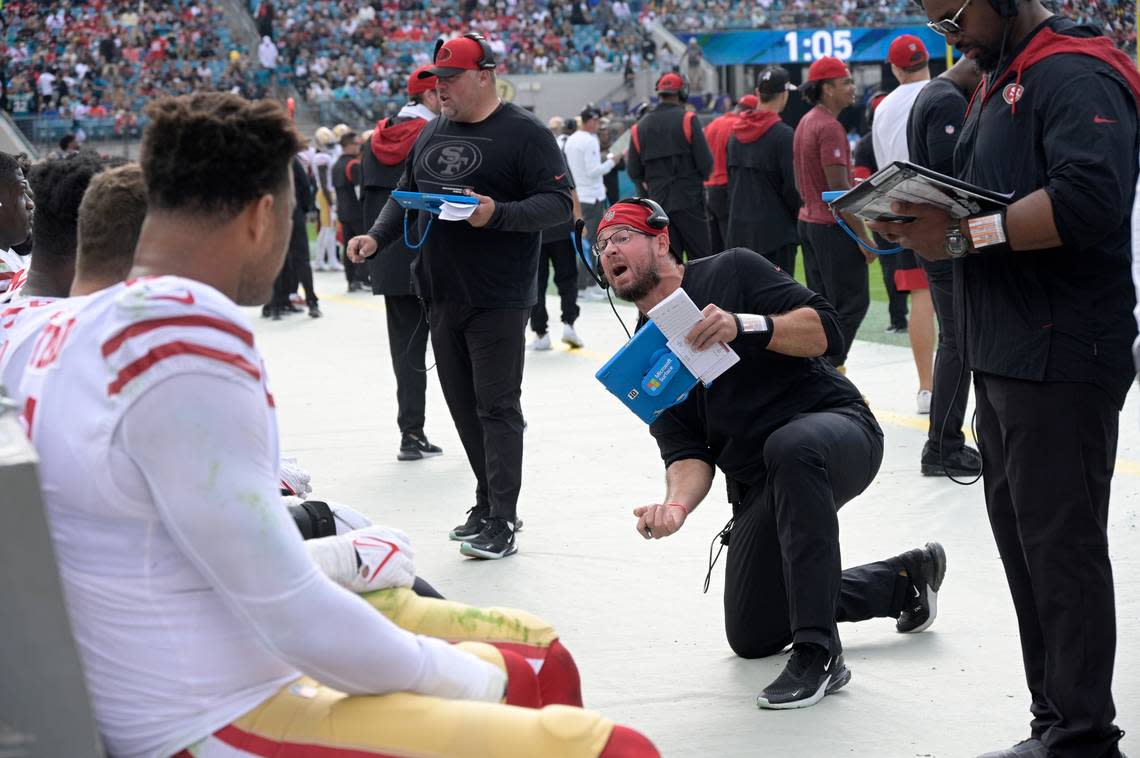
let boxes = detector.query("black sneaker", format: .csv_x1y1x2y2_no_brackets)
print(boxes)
460,517,518,560
397,432,443,461
756,643,850,710
308,304,322,318
896,541,947,633
449,507,488,541
921,442,982,477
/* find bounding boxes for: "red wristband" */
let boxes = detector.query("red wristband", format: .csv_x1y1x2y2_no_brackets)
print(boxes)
666,502,690,514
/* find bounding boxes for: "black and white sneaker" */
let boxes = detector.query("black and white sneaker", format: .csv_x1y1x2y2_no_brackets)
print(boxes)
756,643,850,710
975,739,1049,758
398,432,443,461
896,541,947,634
448,508,523,541
460,517,518,560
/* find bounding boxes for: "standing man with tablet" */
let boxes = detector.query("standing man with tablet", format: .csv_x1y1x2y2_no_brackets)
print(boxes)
870,1,1138,754
348,34,574,560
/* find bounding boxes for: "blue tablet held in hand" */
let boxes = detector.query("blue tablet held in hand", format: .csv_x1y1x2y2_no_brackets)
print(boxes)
596,322,699,425
391,190,479,215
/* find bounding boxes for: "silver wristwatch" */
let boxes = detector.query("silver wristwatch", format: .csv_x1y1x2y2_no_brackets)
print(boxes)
944,220,969,259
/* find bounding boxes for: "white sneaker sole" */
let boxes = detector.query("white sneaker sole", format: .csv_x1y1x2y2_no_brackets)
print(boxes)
459,542,518,560
902,588,938,634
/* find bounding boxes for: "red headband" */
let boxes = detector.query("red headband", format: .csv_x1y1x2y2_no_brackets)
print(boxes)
596,202,667,239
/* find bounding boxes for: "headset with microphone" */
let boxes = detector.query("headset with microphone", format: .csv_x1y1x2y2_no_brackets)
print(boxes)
573,196,669,292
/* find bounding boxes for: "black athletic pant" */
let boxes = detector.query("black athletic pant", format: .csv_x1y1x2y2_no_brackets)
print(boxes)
341,219,369,287
667,204,712,261
761,243,797,277
974,374,1123,758
272,216,317,308
723,407,909,659
876,233,909,329
429,303,529,523
579,200,607,289
531,238,580,335
798,221,868,367
706,184,729,254
920,258,969,452
385,294,429,436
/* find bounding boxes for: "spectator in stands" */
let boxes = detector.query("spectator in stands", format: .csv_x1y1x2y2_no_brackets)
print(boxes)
256,0,276,39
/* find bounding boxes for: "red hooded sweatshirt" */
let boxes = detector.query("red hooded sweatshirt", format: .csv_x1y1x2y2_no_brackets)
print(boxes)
370,116,429,166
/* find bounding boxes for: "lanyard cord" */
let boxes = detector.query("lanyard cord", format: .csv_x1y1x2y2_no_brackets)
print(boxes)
403,210,434,250
831,209,904,255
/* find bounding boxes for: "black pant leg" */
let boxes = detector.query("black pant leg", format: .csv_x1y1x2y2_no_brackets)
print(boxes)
290,217,318,306
762,243,798,276
724,408,896,659
921,258,969,451
530,246,552,336
463,307,529,522
706,185,729,253
385,295,429,436
818,224,868,367
549,238,580,326
430,304,490,512
667,205,712,261
876,235,908,329
976,374,1123,758
799,221,825,298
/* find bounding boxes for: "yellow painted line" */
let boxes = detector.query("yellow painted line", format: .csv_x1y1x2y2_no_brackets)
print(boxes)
326,292,1140,477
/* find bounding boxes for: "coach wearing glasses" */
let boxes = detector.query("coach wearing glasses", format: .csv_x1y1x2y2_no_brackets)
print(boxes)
869,1,1138,755
348,34,573,562
596,198,947,711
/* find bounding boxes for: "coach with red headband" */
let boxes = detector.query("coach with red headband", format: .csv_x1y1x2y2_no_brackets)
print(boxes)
348,35,574,561
869,1,1139,755
594,198,947,710
360,64,446,463
793,56,872,371
626,71,714,260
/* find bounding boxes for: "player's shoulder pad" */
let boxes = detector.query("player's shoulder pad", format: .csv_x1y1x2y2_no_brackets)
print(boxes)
100,276,262,398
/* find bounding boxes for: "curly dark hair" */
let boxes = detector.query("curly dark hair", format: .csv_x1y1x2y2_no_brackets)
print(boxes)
140,93,304,220
799,79,823,106
27,153,108,259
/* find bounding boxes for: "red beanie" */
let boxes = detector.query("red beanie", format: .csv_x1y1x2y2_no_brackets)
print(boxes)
596,201,668,239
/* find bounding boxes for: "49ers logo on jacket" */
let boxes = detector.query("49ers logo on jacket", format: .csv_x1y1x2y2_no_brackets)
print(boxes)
1002,84,1025,106
422,141,484,181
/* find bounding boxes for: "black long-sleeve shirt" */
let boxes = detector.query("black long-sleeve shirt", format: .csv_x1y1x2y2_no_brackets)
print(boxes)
952,16,1139,407
649,249,869,487
626,102,713,212
725,122,800,254
366,102,573,308
906,77,966,177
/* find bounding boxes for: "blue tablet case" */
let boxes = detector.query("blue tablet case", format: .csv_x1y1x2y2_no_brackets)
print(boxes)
391,190,479,215
595,322,699,424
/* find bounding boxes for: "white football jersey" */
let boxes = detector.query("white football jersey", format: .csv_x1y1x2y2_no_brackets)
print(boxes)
0,295,65,401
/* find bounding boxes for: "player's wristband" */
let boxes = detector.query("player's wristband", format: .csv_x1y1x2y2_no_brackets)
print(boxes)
964,211,1009,252
665,502,691,515
732,313,774,349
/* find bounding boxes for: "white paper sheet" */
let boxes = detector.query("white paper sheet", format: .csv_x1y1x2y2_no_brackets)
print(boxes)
438,201,478,221
648,288,739,384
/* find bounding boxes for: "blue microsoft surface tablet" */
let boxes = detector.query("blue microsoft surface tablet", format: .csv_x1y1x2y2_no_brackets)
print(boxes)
595,322,699,425
391,190,479,214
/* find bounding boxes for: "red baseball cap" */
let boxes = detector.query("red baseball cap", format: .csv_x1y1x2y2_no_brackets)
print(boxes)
888,34,929,69
421,36,494,78
408,65,437,95
596,201,668,239
738,94,758,110
656,72,686,94
806,56,850,83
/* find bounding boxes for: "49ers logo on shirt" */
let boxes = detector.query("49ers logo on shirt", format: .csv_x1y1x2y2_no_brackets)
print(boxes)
421,141,483,181
1002,84,1025,106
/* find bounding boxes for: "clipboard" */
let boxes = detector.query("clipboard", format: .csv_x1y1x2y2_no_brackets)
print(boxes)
595,322,699,425
825,161,1011,222
391,190,479,215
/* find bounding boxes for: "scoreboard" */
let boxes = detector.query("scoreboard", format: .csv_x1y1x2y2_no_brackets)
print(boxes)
676,27,948,65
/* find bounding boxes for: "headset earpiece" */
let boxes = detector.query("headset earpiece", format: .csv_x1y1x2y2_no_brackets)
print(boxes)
614,196,670,230
463,32,498,70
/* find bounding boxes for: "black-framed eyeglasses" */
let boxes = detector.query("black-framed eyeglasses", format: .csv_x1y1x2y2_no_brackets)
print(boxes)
593,228,653,256
927,0,972,36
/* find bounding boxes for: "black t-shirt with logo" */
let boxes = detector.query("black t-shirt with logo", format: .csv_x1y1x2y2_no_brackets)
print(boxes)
375,102,574,308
